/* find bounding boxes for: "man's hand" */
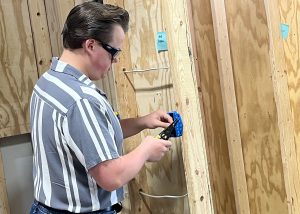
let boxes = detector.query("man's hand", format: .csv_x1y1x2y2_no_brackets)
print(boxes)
120,110,173,138
89,136,172,191
141,110,173,129
140,136,172,162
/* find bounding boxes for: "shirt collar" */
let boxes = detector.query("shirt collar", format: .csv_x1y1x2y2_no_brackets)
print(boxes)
50,57,107,97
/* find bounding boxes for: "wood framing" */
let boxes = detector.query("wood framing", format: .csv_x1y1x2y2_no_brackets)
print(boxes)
189,0,237,212
265,0,300,212
210,0,250,213
279,0,300,211
161,0,214,213
107,2,151,213
108,0,189,213
1,0,300,213
209,0,294,213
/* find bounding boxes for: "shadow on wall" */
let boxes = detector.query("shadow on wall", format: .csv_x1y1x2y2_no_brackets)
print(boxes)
0,134,34,214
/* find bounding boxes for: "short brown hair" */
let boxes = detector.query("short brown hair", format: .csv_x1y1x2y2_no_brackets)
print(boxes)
62,1,129,49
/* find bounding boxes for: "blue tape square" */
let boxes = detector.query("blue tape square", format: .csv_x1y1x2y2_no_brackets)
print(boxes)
280,23,289,39
156,32,168,52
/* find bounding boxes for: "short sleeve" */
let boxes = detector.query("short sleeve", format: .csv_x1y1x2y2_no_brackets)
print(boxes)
64,98,120,170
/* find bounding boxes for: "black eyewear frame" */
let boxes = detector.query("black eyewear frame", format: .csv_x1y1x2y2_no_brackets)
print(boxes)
97,41,121,60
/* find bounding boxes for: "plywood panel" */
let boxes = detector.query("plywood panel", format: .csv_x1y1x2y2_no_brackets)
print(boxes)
105,1,152,213
44,0,75,57
27,0,52,76
190,0,237,212
161,0,214,213
106,0,188,213
0,0,39,137
224,0,288,213
124,1,188,213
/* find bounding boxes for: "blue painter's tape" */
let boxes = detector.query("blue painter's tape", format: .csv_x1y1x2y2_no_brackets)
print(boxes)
156,32,168,52
280,23,289,39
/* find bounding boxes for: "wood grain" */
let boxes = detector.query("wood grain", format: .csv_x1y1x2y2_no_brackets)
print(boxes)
161,0,214,213
125,1,188,213
27,0,52,76
106,0,189,213
44,0,74,57
0,0,39,137
225,0,288,213
278,0,300,213
191,0,238,212
105,1,152,213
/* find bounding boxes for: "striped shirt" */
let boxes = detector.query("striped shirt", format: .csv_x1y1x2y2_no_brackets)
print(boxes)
30,57,124,212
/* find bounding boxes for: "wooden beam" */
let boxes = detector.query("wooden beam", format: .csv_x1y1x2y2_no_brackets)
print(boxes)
209,0,250,213
188,0,237,212
122,0,187,212
279,0,300,212
264,0,300,213
161,0,214,213
219,0,289,213
105,1,152,213
113,27,151,214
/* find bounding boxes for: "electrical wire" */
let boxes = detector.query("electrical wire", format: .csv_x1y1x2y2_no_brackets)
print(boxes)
139,190,188,199
124,67,169,73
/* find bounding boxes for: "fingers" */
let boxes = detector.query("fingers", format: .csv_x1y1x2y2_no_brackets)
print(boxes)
144,138,172,162
160,139,172,152
158,111,173,128
158,110,173,123
157,121,171,129
161,139,172,147
163,113,173,123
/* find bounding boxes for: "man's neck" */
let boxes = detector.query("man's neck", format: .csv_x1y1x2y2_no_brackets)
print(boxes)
59,49,89,77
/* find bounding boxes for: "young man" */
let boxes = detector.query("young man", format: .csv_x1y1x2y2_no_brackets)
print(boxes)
29,1,172,213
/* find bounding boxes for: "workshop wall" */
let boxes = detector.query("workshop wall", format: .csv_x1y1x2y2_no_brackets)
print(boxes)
0,0,118,213
106,0,190,213
1,0,299,214
201,0,300,213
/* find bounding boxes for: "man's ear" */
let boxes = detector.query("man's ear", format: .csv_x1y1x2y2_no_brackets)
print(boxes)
83,39,95,53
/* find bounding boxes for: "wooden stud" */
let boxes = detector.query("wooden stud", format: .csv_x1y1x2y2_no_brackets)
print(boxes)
123,0,187,212
279,0,300,211
105,1,152,213
161,0,214,213
188,0,237,212
264,0,300,213
209,0,250,213
219,0,289,213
